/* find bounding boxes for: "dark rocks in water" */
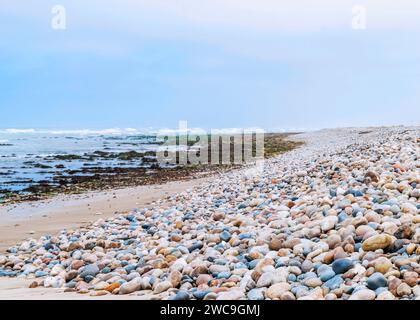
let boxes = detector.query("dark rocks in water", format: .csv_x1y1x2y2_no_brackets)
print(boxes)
53,154,85,161
33,163,52,169
117,151,144,160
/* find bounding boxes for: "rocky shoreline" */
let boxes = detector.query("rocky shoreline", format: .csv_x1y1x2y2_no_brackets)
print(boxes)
0,133,301,205
0,127,419,300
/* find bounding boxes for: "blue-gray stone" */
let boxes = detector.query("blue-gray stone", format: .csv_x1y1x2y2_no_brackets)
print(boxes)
214,259,228,265
303,272,317,279
323,275,344,290
332,259,353,274
367,272,387,290
234,262,248,269
353,190,364,197
338,212,348,223
170,291,190,300
79,264,99,279
65,281,76,288
193,290,212,300
35,270,48,278
375,287,388,295
317,264,332,274
216,271,231,279
297,274,306,281
289,260,301,267
344,286,355,294
44,243,54,250
291,285,308,296
220,231,232,242
124,264,137,273
319,270,336,282
0,270,18,277
188,242,203,252
247,260,260,269
276,257,289,267
238,203,247,209
352,285,367,293
248,289,265,300
101,267,110,274
239,233,252,240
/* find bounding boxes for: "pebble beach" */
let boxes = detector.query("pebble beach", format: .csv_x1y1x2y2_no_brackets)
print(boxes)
0,127,419,300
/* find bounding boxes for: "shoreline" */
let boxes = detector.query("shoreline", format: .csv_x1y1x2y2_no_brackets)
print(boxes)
0,133,303,252
0,175,212,252
0,127,418,300
0,132,301,205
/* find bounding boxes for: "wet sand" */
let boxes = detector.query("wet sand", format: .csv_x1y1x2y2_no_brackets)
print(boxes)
0,176,211,252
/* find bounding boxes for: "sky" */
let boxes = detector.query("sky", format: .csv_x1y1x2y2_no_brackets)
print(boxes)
0,0,420,131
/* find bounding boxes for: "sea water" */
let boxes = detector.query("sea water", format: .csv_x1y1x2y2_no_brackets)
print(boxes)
0,129,163,194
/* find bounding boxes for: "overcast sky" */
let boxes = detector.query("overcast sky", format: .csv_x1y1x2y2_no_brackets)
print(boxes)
1,1,420,131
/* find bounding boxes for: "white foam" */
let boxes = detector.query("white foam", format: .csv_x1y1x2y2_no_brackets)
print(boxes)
0,128,150,136
2,129,36,134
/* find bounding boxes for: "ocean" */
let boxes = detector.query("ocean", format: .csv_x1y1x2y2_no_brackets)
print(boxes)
0,129,164,195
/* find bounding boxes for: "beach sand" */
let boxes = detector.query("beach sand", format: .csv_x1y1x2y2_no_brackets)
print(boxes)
0,277,154,299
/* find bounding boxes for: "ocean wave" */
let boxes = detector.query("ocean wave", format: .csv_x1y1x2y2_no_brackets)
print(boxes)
0,127,307,137
1,129,36,134
0,128,150,136
48,128,144,135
